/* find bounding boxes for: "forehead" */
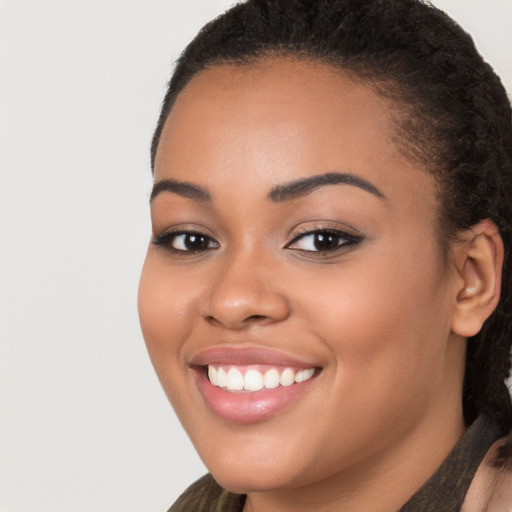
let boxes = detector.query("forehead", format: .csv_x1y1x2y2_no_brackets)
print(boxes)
174,58,383,115
154,58,436,215
164,59,392,143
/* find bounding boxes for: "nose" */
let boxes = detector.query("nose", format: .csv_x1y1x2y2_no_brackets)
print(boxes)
201,253,291,330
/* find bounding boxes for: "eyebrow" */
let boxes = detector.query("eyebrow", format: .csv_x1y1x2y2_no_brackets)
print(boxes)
268,172,385,202
150,171,385,204
150,179,211,203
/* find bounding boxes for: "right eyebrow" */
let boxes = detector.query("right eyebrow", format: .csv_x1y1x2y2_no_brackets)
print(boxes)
150,179,212,203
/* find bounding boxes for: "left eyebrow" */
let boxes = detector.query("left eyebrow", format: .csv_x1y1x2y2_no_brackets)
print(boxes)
268,172,386,202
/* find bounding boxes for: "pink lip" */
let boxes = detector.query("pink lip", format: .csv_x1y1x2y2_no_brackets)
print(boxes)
190,346,320,424
194,370,317,424
190,346,316,368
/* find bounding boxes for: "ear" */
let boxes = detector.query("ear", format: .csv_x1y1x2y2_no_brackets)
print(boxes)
451,219,504,338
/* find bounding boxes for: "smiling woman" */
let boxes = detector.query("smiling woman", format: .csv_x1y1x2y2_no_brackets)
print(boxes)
138,1,512,511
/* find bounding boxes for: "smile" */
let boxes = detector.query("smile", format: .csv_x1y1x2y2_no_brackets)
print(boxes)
208,364,316,392
190,347,321,423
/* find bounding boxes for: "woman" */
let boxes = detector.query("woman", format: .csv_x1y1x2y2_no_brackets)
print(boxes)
138,0,512,510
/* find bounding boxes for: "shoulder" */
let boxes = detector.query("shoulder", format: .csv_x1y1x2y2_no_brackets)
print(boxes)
462,435,512,512
167,474,245,512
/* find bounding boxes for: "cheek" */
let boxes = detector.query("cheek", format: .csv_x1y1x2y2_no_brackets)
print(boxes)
272,248,454,471
296,241,451,397
138,255,197,371
138,255,208,430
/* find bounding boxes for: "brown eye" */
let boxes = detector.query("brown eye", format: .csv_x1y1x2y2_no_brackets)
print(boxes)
311,232,341,251
172,233,211,251
152,231,219,253
287,229,363,253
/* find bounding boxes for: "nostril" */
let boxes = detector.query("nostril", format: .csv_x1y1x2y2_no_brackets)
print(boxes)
246,315,267,322
205,315,221,326
205,313,269,328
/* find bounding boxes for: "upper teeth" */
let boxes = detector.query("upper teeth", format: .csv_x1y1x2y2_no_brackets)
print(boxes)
207,365,315,392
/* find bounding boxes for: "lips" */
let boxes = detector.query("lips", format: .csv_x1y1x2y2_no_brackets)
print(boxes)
190,346,321,423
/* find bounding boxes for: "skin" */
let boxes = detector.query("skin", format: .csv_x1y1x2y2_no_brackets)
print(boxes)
138,59,496,511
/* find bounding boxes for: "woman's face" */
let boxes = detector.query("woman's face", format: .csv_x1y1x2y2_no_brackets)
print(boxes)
139,60,466,494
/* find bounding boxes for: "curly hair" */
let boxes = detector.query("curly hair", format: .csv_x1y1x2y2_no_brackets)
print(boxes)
151,0,512,449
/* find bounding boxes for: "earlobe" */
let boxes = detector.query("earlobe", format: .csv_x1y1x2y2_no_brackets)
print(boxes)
451,220,503,338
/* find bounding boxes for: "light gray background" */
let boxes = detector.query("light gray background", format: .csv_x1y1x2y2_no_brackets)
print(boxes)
1,1,511,511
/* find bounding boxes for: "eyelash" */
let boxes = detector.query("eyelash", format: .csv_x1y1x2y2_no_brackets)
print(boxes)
152,227,363,256
152,231,220,255
285,227,363,255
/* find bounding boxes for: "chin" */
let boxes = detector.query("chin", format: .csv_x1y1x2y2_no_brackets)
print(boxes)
209,464,299,495
192,426,312,494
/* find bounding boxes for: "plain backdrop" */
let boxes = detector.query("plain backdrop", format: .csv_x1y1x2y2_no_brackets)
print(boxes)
1,1,511,511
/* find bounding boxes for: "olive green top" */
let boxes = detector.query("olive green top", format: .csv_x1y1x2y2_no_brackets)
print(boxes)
168,415,502,512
